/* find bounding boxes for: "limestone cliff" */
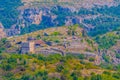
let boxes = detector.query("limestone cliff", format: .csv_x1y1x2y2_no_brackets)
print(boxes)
0,23,6,39
1,0,120,36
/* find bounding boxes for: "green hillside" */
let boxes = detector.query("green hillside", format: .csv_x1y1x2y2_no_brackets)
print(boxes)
0,0,120,80
0,53,119,80
0,25,120,80
95,29,120,49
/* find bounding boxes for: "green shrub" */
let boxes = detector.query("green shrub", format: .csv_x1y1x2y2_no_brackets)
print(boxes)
51,31,61,36
112,72,120,79
36,70,48,77
102,54,110,63
21,74,33,80
103,71,111,75
78,54,85,59
71,72,79,80
56,65,64,72
89,57,95,62
2,64,13,71
4,72,14,78
100,63,114,70
116,53,120,59
36,34,41,39
91,74,102,80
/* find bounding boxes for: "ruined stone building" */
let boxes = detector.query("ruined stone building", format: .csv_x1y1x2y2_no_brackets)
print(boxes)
21,41,35,54
20,40,46,54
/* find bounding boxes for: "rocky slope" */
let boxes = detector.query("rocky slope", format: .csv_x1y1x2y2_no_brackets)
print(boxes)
1,0,120,37
0,23,6,39
5,25,120,65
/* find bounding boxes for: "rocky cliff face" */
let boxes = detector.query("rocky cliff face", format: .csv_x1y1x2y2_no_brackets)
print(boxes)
0,23,6,39
6,6,81,36
2,0,120,36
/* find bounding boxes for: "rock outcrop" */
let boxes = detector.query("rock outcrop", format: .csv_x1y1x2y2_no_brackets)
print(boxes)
0,23,6,39
1,0,120,36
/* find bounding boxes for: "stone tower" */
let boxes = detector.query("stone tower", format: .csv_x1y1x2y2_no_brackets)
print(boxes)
21,41,35,54
29,41,35,53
